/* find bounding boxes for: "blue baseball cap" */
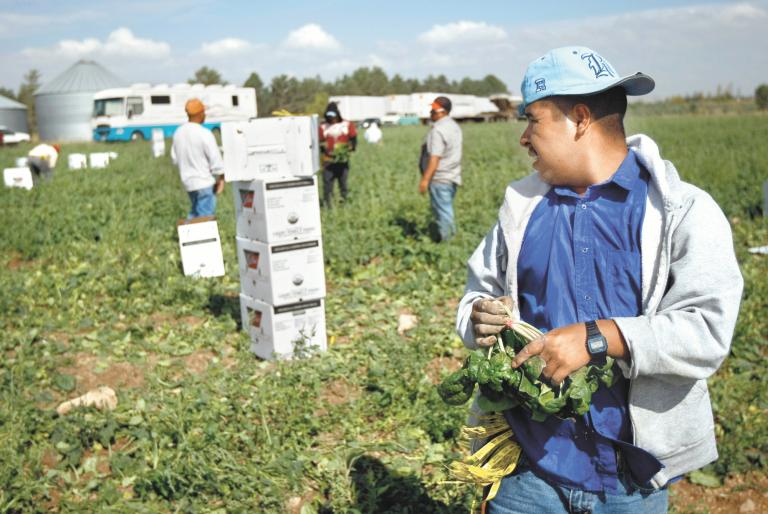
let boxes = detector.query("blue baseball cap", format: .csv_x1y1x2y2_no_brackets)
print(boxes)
519,46,654,114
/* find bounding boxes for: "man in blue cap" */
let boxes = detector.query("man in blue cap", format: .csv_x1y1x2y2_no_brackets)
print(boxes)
456,47,742,512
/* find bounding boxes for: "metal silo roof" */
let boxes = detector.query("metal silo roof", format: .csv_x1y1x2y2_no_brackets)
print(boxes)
0,94,26,110
36,60,124,95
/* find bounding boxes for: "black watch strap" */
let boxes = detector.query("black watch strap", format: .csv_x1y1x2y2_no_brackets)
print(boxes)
585,320,607,366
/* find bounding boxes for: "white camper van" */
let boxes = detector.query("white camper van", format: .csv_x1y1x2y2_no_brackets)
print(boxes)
91,83,256,142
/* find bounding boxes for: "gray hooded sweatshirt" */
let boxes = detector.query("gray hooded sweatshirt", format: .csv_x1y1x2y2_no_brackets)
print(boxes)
456,133,743,488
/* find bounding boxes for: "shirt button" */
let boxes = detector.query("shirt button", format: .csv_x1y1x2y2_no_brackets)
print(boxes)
581,204,587,209
581,247,589,253
585,295,592,301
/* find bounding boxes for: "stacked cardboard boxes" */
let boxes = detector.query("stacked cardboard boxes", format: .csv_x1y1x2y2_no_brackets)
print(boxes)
223,116,326,360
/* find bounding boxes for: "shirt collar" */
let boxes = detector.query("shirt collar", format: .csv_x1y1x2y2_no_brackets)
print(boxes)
609,149,641,191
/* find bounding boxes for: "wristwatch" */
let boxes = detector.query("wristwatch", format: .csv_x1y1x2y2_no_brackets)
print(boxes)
585,320,608,366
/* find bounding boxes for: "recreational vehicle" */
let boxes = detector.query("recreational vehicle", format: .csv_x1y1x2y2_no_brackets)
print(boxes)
91,84,256,142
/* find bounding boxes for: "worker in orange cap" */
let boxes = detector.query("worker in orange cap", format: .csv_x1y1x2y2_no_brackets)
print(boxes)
418,96,463,241
171,98,225,218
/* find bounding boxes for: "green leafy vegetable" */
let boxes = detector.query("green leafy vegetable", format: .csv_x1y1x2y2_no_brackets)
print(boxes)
437,320,619,421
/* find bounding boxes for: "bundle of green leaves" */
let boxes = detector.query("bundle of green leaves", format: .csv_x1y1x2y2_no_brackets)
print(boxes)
437,323,617,421
331,143,351,163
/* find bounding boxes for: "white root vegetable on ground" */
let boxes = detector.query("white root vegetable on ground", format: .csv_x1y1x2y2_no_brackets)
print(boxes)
56,386,118,415
397,313,419,335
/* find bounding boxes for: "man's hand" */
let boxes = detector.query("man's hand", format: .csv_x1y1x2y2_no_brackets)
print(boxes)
470,296,515,347
420,155,440,194
511,322,590,385
214,176,225,195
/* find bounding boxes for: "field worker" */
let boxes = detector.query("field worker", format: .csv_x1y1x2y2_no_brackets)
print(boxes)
419,96,463,242
364,121,382,144
319,101,357,207
27,143,60,184
172,98,225,219
456,46,743,513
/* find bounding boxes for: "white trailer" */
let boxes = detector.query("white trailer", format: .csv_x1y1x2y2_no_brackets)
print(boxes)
92,83,256,141
327,96,387,122
409,92,499,120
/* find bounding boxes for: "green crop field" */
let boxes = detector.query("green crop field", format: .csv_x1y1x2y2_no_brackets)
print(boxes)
1,115,766,513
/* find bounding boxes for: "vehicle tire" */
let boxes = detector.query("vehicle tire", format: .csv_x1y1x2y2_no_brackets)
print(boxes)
130,131,145,141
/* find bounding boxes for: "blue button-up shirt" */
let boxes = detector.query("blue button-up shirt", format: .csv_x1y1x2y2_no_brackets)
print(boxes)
504,149,663,492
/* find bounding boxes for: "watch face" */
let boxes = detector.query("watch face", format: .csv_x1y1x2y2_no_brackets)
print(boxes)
588,336,608,354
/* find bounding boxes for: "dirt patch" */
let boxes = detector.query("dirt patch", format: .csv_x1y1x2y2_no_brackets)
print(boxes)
442,298,459,310
46,331,72,345
670,472,768,513
42,487,62,512
179,315,205,328
147,312,206,330
181,349,217,374
286,492,317,514
41,448,59,471
176,345,238,375
6,252,36,270
321,378,361,406
59,353,145,393
425,356,464,385
332,335,351,346
147,312,175,327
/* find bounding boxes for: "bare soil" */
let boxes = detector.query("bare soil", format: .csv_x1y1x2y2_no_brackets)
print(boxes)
321,377,361,406
670,472,768,513
425,355,464,385
59,352,145,394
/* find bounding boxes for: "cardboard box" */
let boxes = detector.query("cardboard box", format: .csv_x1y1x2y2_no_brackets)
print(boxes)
176,217,225,278
236,237,326,304
151,129,165,158
222,116,320,181
89,152,110,169
3,167,33,190
152,141,165,158
233,176,321,242
15,157,28,167
68,153,87,170
240,294,327,360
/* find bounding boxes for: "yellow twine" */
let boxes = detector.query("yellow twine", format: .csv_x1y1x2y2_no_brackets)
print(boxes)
449,412,522,510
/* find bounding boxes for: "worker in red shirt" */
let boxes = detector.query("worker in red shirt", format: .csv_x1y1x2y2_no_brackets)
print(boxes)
319,102,357,207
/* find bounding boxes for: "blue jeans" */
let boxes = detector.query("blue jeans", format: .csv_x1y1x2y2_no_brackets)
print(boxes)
487,462,669,514
187,186,216,218
429,182,457,241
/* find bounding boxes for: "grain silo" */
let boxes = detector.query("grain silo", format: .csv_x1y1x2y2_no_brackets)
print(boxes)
35,60,123,142
0,95,28,133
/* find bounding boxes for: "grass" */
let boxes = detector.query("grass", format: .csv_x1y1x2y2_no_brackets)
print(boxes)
0,115,766,512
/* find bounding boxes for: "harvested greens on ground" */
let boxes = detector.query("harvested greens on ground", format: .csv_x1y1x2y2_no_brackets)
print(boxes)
438,317,617,421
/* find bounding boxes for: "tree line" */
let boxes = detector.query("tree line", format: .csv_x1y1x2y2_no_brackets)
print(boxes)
188,65,509,117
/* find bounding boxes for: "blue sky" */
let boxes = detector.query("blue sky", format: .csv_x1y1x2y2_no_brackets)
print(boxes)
1,0,767,99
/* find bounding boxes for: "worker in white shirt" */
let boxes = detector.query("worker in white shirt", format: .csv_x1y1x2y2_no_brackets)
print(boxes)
171,98,225,218
27,143,60,184
364,122,383,144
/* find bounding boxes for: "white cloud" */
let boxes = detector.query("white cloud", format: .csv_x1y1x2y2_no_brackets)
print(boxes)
501,2,768,98
21,27,170,59
419,21,507,45
283,23,341,51
375,2,767,98
56,37,102,57
102,28,170,57
201,37,252,56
